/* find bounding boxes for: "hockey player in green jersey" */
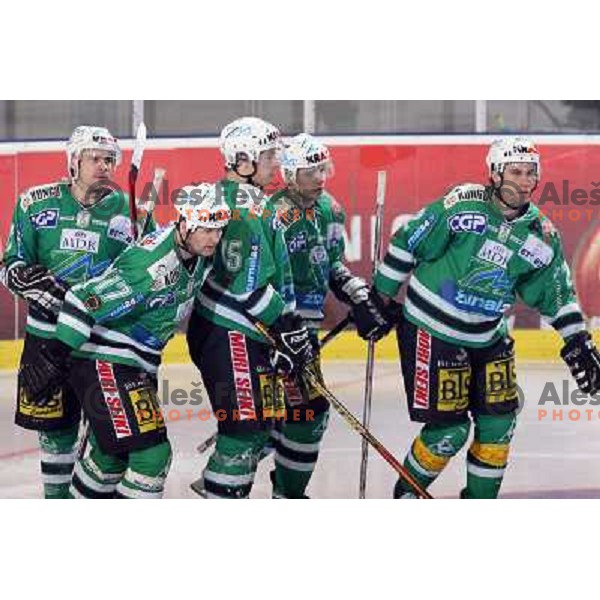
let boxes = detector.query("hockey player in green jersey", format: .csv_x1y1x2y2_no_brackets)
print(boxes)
369,136,600,499
20,183,229,499
188,117,314,499
265,133,388,498
2,125,147,498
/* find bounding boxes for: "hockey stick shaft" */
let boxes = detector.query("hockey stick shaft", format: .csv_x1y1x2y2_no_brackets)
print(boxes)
359,170,387,498
138,167,165,240
253,321,432,499
319,313,352,348
129,122,147,241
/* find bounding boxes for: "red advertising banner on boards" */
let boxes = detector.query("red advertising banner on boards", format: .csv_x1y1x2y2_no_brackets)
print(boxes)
2,135,600,339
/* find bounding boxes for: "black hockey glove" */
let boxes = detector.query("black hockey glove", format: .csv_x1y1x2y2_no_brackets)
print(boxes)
6,264,68,319
19,338,72,404
561,331,600,395
329,266,392,341
352,288,401,342
268,313,314,377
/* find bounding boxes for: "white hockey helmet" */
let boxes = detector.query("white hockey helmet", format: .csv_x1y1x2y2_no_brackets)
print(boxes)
66,125,122,180
175,183,231,232
486,137,541,178
219,116,281,167
281,133,333,184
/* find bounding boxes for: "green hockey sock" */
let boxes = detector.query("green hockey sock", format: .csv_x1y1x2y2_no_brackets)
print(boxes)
394,420,471,498
462,413,517,499
115,440,173,499
70,432,126,499
38,425,80,499
202,431,270,499
272,410,329,498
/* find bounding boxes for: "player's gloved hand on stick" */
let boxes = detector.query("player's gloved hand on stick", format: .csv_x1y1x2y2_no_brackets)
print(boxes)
19,338,73,403
351,287,401,342
6,264,68,318
329,267,395,342
268,313,314,377
561,331,600,395
347,283,401,342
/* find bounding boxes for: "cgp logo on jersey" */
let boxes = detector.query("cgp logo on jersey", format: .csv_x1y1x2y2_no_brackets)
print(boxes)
477,240,514,269
448,212,487,235
518,234,554,269
59,229,100,253
288,231,307,254
30,209,59,230
107,214,134,245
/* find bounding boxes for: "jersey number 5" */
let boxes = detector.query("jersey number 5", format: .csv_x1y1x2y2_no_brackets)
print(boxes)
221,239,243,273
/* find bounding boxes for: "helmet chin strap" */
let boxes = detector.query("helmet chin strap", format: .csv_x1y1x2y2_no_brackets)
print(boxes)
491,171,538,216
175,219,194,257
233,155,261,189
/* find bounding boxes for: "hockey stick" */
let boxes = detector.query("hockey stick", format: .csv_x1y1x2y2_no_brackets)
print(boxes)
138,167,166,240
194,313,353,456
253,321,432,499
319,313,352,348
359,170,387,499
129,122,147,242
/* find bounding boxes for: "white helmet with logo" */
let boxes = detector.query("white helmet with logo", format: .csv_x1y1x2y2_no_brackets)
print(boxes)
219,116,281,168
281,133,333,184
486,136,541,178
175,183,231,231
66,125,122,180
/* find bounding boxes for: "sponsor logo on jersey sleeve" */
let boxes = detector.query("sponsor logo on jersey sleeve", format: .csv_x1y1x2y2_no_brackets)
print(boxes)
107,214,134,245
30,209,59,230
448,212,487,235
443,185,486,209
246,236,260,292
407,214,437,250
326,222,344,248
20,183,62,211
518,234,554,268
59,229,101,253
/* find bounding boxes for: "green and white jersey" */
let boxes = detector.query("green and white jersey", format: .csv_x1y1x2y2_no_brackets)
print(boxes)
4,180,151,338
375,183,585,348
266,189,346,327
195,179,296,341
55,226,211,373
